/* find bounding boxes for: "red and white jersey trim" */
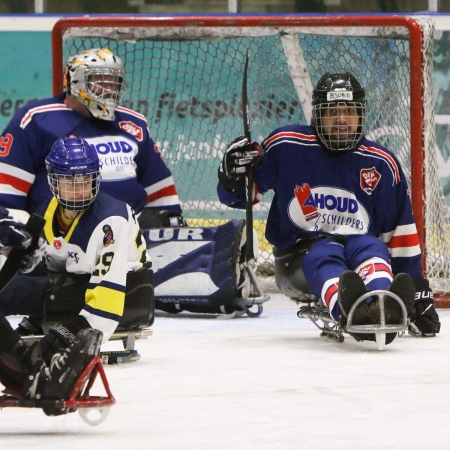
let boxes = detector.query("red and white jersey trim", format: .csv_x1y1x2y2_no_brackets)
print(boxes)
20,103,72,129
144,176,180,207
116,106,147,122
381,224,421,258
264,131,318,153
0,162,34,196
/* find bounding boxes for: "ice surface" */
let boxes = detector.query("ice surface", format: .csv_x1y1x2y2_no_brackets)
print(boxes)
2,293,450,449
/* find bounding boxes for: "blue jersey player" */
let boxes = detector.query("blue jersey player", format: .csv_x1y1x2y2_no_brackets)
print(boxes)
218,72,440,344
0,48,184,229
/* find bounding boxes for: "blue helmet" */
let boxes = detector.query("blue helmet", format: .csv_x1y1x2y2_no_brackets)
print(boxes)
46,136,101,211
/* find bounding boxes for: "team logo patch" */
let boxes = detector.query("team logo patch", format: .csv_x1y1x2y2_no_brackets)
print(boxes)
358,263,374,281
103,224,115,246
294,184,319,222
288,185,370,235
360,167,381,194
119,121,143,141
53,239,62,250
0,133,13,157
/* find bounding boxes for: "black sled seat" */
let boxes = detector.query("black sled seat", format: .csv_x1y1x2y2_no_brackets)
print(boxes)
23,269,155,362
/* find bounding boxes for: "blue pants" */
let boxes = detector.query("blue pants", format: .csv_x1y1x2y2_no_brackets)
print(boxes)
0,263,49,317
302,235,393,320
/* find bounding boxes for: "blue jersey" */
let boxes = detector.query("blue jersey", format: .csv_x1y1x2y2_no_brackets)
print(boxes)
37,192,150,343
218,124,423,278
0,93,181,215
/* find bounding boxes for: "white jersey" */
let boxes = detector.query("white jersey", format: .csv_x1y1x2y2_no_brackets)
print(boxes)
38,192,150,343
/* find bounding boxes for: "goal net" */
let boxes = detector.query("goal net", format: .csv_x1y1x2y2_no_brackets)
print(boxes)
52,15,450,301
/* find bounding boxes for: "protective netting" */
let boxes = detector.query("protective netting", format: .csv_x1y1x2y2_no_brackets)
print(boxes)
58,18,450,293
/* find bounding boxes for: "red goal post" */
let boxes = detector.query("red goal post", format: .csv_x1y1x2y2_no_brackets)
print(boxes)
51,15,450,306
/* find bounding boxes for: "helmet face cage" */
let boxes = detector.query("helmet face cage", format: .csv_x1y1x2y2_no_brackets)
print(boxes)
311,72,367,151
46,136,101,212
48,171,101,212
64,48,126,121
312,101,366,151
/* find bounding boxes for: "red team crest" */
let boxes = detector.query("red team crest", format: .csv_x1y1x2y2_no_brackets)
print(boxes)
294,184,319,221
119,121,143,141
360,167,381,194
358,263,374,280
53,239,62,250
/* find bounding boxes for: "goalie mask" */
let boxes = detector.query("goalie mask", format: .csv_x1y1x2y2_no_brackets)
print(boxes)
311,72,366,151
46,136,101,212
64,48,126,121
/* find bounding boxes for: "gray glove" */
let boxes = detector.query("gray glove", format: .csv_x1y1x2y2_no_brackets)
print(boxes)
20,237,46,273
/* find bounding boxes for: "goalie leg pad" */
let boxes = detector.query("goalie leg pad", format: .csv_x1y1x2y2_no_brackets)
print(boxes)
144,220,246,314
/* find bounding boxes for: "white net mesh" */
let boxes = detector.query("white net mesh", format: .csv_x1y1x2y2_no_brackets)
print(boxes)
56,17,450,294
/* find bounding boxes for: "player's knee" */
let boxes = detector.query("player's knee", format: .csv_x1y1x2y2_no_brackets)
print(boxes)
345,235,390,264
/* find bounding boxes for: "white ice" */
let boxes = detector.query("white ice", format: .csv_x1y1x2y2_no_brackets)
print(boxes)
2,293,450,450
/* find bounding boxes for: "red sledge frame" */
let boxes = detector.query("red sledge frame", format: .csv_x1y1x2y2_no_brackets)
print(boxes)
0,355,115,425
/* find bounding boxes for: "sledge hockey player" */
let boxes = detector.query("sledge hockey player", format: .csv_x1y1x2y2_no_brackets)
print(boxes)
1,136,152,351
218,72,440,344
0,47,185,229
0,209,102,405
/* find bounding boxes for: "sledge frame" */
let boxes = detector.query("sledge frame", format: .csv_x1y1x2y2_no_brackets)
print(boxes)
0,355,115,425
296,290,408,351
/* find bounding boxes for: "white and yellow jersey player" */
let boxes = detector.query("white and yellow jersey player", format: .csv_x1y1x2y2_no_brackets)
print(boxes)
38,136,150,343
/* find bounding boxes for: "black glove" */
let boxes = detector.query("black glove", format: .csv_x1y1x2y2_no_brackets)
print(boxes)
138,208,187,228
408,278,441,337
0,218,32,250
15,316,44,336
39,316,91,363
218,136,262,191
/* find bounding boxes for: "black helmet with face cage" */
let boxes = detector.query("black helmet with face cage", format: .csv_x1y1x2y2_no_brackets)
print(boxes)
311,72,367,151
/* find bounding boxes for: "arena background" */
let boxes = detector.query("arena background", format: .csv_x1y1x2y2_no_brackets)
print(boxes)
1,14,450,209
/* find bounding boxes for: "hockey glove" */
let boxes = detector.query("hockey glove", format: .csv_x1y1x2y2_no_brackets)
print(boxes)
39,315,91,364
0,218,32,251
138,208,187,228
20,236,46,273
408,278,441,337
218,136,262,191
16,316,44,336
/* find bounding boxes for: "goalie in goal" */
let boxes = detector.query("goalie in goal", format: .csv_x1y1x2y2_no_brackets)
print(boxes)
218,71,440,344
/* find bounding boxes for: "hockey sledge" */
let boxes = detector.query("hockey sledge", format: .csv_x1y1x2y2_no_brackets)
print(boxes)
296,289,409,351
0,354,115,425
